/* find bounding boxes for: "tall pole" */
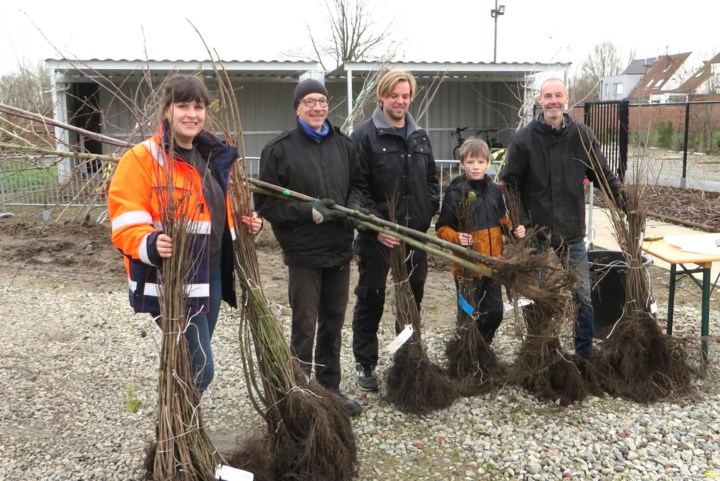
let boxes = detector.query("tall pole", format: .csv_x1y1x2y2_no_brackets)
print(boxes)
490,0,505,63
493,0,499,63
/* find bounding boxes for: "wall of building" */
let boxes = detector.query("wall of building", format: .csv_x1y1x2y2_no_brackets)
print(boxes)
91,76,525,160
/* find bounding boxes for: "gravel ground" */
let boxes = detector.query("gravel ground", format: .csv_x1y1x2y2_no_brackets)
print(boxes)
1,280,719,481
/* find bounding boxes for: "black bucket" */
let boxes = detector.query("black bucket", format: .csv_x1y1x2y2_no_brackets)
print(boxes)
587,250,652,338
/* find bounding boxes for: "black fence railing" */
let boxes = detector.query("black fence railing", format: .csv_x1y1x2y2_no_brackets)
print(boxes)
532,100,720,191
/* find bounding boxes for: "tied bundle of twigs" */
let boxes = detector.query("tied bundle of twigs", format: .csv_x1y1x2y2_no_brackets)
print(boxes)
588,153,694,402
383,201,458,415
444,189,501,396
202,59,356,481
248,178,601,406
502,186,603,406
147,161,218,481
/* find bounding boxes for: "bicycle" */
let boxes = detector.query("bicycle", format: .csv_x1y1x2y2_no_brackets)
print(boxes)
451,126,505,159
450,126,508,178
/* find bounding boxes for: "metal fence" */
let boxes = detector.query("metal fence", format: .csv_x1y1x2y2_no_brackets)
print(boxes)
624,101,720,191
570,100,720,192
0,154,261,220
4,99,720,220
0,155,110,219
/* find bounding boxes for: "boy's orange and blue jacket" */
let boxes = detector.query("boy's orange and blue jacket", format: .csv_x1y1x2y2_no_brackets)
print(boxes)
435,175,512,278
108,125,238,314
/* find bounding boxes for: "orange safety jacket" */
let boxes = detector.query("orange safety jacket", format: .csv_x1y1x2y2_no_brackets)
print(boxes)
108,128,238,314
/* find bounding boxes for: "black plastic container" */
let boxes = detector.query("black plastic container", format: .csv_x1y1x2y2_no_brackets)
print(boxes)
588,250,651,338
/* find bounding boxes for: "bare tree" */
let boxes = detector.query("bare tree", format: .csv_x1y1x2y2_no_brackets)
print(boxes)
569,41,624,103
308,0,395,70
0,61,52,115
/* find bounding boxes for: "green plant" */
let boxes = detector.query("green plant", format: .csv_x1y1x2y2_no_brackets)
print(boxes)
125,384,142,413
0,161,58,191
655,120,675,149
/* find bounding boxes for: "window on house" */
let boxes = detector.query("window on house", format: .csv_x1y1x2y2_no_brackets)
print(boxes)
614,83,623,95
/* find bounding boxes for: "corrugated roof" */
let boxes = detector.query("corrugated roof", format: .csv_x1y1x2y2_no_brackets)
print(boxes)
45,58,570,84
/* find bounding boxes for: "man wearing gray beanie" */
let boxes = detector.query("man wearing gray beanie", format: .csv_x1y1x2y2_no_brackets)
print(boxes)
254,77,368,416
293,78,329,109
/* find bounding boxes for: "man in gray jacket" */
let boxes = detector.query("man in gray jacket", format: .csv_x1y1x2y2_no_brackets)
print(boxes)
350,70,440,390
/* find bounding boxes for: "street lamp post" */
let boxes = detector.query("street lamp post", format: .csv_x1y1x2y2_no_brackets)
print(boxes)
490,0,505,63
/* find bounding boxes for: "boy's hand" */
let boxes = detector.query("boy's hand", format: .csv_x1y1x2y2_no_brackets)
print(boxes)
514,225,526,239
458,232,473,247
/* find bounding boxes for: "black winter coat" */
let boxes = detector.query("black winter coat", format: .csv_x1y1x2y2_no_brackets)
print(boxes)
500,114,623,245
254,120,366,268
351,107,440,232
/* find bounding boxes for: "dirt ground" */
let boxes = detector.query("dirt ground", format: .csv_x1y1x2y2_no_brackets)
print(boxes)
1,186,718,327
0,215,459,330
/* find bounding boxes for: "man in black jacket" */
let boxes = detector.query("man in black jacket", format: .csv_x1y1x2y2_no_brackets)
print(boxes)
500,77,624,359
254,78,365,415
350,70,440,390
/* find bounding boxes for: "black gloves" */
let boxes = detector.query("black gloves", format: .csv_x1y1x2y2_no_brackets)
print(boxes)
344,205,370,231
343,216,369,232
312,198,347,224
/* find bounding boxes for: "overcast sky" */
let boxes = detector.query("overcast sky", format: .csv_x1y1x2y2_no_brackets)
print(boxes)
1,0,718,77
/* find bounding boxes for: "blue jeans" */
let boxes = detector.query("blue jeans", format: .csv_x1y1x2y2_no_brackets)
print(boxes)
154,269,222,395
538,239,594,358
186,269,223,394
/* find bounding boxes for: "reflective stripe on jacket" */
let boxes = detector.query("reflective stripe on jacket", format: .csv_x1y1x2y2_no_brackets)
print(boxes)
108,129,237,313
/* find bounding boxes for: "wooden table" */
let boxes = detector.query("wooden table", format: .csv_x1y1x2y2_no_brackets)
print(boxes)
642,234,720,362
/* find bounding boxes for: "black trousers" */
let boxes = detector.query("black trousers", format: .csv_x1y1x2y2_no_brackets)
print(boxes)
288,261,350,391
454,276,503,343
351,233,427,368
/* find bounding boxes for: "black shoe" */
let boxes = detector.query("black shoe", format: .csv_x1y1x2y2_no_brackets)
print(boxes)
332,391,363,417
356,363,378,391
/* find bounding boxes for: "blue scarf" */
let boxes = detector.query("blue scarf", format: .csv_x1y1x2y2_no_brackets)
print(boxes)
298,118,330,143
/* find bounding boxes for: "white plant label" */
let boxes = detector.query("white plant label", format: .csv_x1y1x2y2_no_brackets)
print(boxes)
385,324,414,354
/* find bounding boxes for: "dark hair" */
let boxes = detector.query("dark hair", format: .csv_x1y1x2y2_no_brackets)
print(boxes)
459,136,490,162
159,74,210,120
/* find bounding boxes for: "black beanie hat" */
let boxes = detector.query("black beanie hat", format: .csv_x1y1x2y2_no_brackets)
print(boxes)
294,79,329,108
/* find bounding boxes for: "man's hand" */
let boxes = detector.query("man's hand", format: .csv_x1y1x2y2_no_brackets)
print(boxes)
241,211,263,235
312,198,347,224
377,231,400,248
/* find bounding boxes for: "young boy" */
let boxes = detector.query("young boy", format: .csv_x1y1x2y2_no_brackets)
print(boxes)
435,137,525,343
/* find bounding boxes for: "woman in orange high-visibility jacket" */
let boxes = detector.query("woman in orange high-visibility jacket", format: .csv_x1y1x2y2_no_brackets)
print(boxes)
108,75,261,395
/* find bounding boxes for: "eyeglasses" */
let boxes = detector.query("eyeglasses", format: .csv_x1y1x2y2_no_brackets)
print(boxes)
301,98,329,108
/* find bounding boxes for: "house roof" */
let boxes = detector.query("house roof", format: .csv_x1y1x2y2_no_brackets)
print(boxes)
675,53,720,94
622,57,658,75
626,52,692,99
